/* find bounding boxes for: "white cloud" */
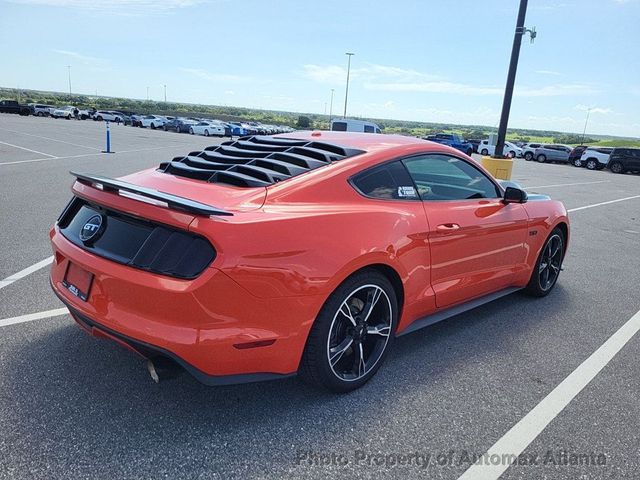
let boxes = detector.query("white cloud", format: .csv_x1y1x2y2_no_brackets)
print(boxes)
52,49,105,65
534,70,563,76
515,84,599,97
363,81,597,97
574,104,612,114
301,63,439,85
9,0,207,15
180,68,251,83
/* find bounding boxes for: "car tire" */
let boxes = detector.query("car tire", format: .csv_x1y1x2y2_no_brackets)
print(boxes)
509,150,516,158
524,227,565,297
151,123,156,130
524,152,533,161
466,148,473,156
481,148,488,156
573,158,583,167
585,159,598,170
190,128,195,135
96,116,103,121
163,125,168,131
609,161,624,174
299,269,397,393
204,129,209,137
536,154,547,163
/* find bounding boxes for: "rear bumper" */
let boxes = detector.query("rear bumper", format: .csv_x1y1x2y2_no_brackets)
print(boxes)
50,225,324,384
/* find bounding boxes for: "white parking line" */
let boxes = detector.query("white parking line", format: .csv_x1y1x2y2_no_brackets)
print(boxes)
0,256,53,290
568,195,640,213
0,144,212,166
457,308,640,480
526,180,608,189
0,127,102,151
0,140,56,158
0,308,69,328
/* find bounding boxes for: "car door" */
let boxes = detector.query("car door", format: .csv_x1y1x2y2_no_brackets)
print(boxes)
402,153,529,308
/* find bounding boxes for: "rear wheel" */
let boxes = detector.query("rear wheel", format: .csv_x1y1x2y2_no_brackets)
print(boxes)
481,148,488,156
299,270,397,393
466,148,473,156
609,161,624,174
573,158,583,167
525,228,565,297
524,152,533,161
151,123,156,130
509,150,516,158
204,129,209,136
536,154,547,163
96,116,103,121
585,159,598,170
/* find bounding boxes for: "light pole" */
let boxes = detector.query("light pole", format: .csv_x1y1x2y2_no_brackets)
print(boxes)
343,52,354,118
164,84,167,102
329,88,335,124
494,0,536,157
581,107,591,144
66,65,72,98
146,86,150,101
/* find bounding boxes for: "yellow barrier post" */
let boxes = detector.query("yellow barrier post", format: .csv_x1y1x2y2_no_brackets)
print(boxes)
480,156,514,180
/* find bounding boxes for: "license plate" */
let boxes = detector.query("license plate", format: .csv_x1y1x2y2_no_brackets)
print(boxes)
63,262,94,301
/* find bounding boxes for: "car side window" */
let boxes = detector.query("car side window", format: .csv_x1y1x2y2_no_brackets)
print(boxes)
402,154,501,201
332,122,347,131
351,161,419,201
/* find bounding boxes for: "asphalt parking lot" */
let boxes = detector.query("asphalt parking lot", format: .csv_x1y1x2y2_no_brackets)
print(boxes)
1,113,639,480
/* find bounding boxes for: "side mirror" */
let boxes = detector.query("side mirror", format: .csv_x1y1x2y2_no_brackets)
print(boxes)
503,186,528,204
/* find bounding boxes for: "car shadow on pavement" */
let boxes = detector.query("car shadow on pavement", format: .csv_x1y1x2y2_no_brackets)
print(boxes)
2,285,573,477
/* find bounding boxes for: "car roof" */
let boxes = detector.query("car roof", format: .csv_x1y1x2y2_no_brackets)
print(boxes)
275,131,427,154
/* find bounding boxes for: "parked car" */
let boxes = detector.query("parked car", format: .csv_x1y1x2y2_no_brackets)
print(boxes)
477,140,523,158
51,106,76,119
49,132,569,392
0,99,32,116
130,114,144,127
139,115,168,129
568,145,589,166
228,122,249,136
190,121,225,137
578,147,613,170
425,133,473,156
534,145,572,163
29,103,55,116
607,148,640,174
467,138,482,153
331,119,381,133
522,143,543,161
93,110,124,122
163,118,197,133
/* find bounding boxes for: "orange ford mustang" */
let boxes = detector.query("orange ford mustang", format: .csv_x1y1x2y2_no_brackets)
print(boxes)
49,132,569,392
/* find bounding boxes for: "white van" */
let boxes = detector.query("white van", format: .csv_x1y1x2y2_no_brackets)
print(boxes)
331,119,381,134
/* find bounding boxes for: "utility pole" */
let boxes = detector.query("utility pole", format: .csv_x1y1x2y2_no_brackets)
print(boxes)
581,108,591,144
146,86,150,101
164,84,167,102
494,0,536,157
329,88,335,124
343,52,354,118
66,65,72,98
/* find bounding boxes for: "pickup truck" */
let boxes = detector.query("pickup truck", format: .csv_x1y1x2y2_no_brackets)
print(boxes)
424,133,473,156
0,99,31,116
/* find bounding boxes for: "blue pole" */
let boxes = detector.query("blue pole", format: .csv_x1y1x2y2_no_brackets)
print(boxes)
106,121,111,153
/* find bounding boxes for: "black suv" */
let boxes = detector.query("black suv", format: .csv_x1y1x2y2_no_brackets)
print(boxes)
608,148,640,174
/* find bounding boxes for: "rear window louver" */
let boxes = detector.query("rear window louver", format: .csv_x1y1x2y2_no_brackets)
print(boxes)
158,135,365,188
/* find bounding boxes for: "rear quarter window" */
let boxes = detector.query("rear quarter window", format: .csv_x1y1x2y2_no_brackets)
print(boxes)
351,162,419,201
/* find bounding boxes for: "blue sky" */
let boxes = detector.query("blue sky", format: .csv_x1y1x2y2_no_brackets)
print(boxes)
1,0,639,136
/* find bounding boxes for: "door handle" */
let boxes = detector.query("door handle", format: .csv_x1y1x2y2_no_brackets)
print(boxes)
436,223,460,232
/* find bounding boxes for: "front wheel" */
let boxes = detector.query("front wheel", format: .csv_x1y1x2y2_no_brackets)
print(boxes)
609,161,624,174
151,123,156,130
585,159,598,170
573,158,583,167
525,228,565,297
204,129,209,137
480,148,488,156
299,270,397,393
524,152,533,161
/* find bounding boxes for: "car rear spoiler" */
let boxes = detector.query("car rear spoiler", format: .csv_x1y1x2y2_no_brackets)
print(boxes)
70,171,233,217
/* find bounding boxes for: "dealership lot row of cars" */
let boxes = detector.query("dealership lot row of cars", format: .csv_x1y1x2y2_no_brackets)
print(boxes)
24,102,295,138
